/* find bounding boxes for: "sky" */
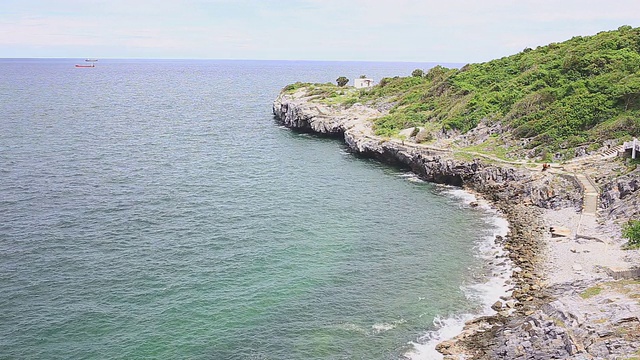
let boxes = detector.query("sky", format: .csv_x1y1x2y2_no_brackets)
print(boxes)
1,0,640,63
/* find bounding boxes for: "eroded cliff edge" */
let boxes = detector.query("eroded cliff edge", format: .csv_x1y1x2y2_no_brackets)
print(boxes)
274,90,581,209
273,89,640,359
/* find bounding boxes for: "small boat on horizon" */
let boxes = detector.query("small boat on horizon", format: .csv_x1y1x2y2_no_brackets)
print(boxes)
75,63,95,68
85,59,98,62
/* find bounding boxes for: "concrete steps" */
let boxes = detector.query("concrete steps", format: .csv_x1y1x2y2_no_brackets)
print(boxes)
562,145,624,166
601,145,625,159
574,173,598,215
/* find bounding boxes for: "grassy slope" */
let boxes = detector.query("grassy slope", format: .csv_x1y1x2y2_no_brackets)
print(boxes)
284,26,640,161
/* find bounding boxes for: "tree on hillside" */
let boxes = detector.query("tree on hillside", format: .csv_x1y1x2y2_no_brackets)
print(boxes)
411,69,424,77
615,74,640,111
425,65,448,80
623,219,640,248
336,76,349,87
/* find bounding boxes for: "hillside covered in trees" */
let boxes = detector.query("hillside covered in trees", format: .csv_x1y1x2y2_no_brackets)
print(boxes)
287,26,640,161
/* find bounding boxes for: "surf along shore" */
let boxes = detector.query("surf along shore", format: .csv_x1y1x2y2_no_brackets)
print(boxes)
273,87,640,359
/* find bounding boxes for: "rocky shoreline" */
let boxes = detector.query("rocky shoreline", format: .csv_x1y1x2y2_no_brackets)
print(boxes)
273,89,640,359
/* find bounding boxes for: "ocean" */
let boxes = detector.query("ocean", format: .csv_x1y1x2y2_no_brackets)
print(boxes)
0,59,510,359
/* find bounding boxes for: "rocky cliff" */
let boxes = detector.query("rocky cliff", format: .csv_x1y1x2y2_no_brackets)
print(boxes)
273,90,582,210
273,88,640,359
601,167,640,220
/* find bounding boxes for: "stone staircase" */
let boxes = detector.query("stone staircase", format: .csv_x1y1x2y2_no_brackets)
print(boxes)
601,144,625,159
557,146,625,217
562,145,624,166
574,173,598,215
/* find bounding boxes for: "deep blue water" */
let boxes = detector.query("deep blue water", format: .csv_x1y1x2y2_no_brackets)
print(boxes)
0,59,499,359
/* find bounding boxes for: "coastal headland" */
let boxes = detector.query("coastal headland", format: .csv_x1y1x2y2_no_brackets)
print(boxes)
272,87,640,359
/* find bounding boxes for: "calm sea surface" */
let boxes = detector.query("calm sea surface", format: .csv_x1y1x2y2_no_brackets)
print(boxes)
0,59,501,359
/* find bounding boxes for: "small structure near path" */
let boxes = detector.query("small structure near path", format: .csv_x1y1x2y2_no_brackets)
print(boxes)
354,78,374,89
623,137,639,159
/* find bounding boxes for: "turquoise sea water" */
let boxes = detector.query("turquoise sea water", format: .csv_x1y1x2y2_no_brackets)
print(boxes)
0,59,504,359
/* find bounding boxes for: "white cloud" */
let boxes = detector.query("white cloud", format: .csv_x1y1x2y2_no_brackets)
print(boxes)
1,0,640,60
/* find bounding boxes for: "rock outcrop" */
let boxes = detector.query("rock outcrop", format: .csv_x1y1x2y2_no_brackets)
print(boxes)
273,90,582,211
601,167,640,219
443,277,640,360
273,88,640,359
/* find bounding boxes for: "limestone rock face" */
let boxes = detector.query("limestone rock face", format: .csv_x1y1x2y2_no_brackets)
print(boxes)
482,288,640,360
601,167,640,219
273,91,378,137
441,277,640,360
273,89,640,360
273,91,582,210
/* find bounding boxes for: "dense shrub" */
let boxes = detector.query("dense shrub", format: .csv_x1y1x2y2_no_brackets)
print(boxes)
336,76,349,87
282,82,309,92
284,26,640,157
367,26,640,152
623,220,640,248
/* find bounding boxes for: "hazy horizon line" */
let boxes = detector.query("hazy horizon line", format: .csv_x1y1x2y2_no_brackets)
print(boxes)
0,57,469,65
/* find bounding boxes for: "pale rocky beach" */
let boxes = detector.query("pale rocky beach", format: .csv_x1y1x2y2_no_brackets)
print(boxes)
484,206,640,360
543,208,640,286
273,88,640,359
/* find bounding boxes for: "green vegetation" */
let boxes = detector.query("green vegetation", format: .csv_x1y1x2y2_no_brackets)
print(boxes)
461,134,512,160
580,286,603,299
283,82,361,106
302,26,640,159
550,316,566,328
336,76,349,87
622,219,640,248
607,279,640,292
625,349,640,360
282,82,311,93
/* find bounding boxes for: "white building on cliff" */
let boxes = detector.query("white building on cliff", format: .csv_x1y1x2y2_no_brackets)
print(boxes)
354,78,374,89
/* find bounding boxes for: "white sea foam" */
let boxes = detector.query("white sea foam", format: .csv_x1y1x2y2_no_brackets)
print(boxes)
397,172,426,183
405,186,512,360
333,319,407,336
371,322,396,334
444,187,480,206
371,318,406,334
